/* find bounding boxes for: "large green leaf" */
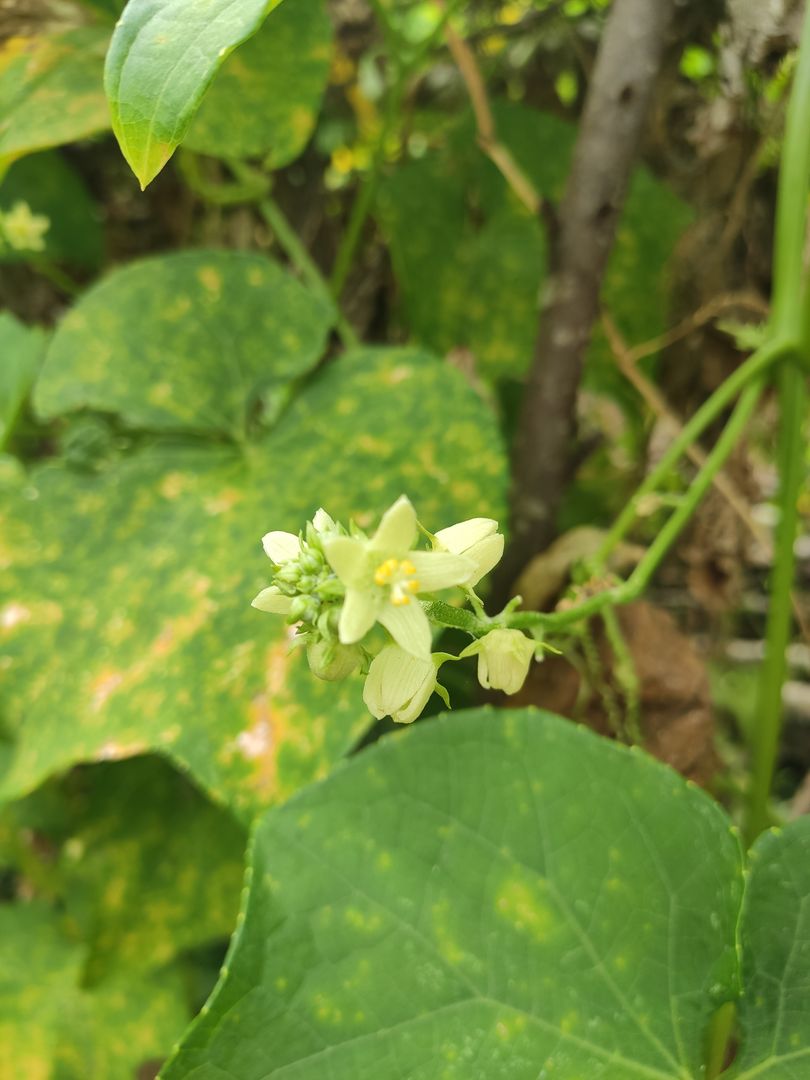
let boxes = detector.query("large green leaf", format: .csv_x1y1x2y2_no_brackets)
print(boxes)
105,0,282,187
36,250,333,436
0,151,103,269
0,902,187,1078
0,313,47,451
163,709,743,1079
729,818,810,1078
0,252,506,817
1,755,246,982
184,0,331,167
0,28,110,169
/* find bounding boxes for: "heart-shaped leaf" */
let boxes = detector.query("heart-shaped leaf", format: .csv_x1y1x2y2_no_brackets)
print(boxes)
0,253,507,818
163,709,743,1079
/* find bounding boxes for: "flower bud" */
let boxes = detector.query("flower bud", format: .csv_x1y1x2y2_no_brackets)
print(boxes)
307,639,362,681
363,645,438,724
434,518,504,587
464,628,535,695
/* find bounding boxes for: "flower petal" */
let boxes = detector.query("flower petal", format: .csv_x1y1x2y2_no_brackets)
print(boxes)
363,645,434,720
251,587,293,614
369,495,417,554
312,507,335,533
324,536,367,586
378,600,431,658
262,531,301,564
464,533,505,586
338,588,377,643
408,551,476,592
434,517,498,553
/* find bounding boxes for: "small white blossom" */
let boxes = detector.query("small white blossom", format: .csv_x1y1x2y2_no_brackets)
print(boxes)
434,517,504,587
363,645,437,724
463,628,535,695
324,495,474,658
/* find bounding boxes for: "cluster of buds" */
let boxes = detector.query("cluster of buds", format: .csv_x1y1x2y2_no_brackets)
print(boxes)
252,496,542,723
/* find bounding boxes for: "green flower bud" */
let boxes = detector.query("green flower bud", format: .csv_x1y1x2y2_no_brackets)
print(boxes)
307,639,362,681
362,645,439,724
462,628,535,695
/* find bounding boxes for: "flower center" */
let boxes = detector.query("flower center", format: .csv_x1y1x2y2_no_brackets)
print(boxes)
373,558,421,605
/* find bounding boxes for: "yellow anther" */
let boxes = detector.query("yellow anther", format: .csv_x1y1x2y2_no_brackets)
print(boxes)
406,579,420,593
400,559,416,575
374,558,399,585
391,593,411,606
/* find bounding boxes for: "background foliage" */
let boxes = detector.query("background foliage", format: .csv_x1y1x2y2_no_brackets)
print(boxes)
2,0,810,1077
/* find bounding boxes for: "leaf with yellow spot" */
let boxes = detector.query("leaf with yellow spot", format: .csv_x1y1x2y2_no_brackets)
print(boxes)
184,0,331,167
0,28,111,168
0,902,187,1078
1,755,245,982
163,710,744,1079
0,252,506,817
377,102,690,390
104,0,285,187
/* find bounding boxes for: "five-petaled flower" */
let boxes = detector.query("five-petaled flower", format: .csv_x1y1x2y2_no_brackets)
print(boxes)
323,495,474,658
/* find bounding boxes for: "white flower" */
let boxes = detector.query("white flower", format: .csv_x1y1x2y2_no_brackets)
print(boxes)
463,628,535,694
434,517,504,587
323,495,474,658
363,645,437,724
251,529,301,614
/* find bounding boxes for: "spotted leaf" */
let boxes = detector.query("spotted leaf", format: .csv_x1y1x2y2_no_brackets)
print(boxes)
163,709,743,1079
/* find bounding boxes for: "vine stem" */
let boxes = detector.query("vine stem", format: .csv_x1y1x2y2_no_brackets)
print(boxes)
504,379,763,632
593,337,788,567
257,199,358,350
743,0,810,844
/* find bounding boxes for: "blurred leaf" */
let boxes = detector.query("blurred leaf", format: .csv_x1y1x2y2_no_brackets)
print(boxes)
0,151,103,269
378,102,691,393
104,0,283,187
163,709,743,1079
0,29,110,169
184,0,331,168
0,312,47,451
729,818,810,1078
2,755,245,982
377,104,570,381
36,250,333,437
0,252,507,817
0,902,187,1078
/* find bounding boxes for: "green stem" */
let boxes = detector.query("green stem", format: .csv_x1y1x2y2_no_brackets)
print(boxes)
743,1,810,844
507,380,762,633
745,367,806,842
258,199,358,350
329,1,459,297
594,338,788,569
329,74,403,299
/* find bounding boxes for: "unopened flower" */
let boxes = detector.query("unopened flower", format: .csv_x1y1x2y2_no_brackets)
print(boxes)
434,517,504,587
2,201,49,252
363,645,438,724
251,509,344,619
463,628,535,695
324,495,474,659
306,638,362,681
